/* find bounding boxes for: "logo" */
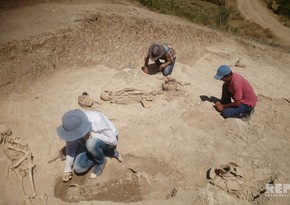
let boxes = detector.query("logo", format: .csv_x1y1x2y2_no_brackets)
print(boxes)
265,184,290,197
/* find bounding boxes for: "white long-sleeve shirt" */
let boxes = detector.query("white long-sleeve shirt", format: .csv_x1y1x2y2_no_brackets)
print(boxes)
63,111,118,172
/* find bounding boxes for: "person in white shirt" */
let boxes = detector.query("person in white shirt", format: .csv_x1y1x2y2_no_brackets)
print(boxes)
56,109,122,182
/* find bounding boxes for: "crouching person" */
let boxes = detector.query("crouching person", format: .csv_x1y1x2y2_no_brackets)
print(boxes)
213,65,257,119
56,109,122,182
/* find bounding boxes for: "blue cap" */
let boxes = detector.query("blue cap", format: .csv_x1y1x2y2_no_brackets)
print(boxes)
214,65,232,80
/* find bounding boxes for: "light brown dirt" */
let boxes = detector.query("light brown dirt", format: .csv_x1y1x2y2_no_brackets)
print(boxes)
0,1,290,205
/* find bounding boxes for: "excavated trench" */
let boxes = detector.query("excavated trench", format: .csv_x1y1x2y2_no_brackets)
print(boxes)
0,3,221,203
1,2,290,205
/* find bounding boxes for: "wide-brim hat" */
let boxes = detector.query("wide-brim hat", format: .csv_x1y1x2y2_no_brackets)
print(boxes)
214,65,232,80
56,109,92,141
149,43,166,61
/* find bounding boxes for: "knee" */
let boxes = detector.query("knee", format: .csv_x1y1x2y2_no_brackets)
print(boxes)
221,109,230,118
73,165,83,174
86,141,94,153
85,138,103,153
163,72,170,76
73,162,86,174
163,67,173,76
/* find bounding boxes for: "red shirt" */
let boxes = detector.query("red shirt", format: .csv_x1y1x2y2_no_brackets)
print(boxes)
228,73,257,107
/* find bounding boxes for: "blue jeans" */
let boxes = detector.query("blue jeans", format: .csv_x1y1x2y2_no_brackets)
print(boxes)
221,103,253,118
220,83,253,118
73,137,116,174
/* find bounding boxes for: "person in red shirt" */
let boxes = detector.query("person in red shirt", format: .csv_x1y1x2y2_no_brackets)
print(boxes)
214,65,257,119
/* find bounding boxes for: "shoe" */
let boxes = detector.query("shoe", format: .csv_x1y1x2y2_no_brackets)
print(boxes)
90,157,107,179
113,150,123,163
90,172,97,179
241,109,255,121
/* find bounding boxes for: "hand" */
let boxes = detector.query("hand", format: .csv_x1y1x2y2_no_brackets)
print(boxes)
62,172,72,182
143,66,149,74
159,64,166,69
214,103,224,112
158,64,165,72
215,102,221,106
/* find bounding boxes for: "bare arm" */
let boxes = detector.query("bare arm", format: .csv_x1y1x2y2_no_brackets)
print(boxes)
161,53,174,68
144,53,149,66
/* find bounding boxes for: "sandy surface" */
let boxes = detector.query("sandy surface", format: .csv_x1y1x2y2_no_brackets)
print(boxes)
0,1,290,205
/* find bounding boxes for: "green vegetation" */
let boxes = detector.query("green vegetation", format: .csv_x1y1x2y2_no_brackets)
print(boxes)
266,0,290,17
138,0,277,42
217,6,231,26
264,0,290,27
139,0,229,26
